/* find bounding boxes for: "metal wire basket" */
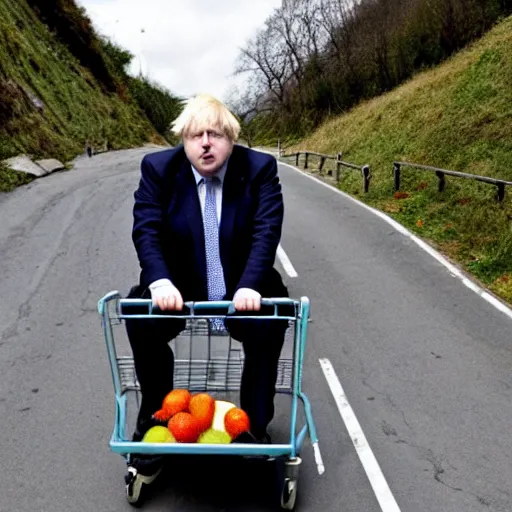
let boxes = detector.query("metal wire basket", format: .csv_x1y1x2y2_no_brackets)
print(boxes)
116,316,295,394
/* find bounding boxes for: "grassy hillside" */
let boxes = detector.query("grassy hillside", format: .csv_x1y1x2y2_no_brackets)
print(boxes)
0,0,162,177
291,15,512,304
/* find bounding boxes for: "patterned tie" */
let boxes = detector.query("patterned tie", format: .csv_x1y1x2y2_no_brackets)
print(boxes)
203,177,226,331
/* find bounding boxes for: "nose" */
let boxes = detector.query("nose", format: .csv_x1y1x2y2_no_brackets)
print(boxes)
201,131,210,146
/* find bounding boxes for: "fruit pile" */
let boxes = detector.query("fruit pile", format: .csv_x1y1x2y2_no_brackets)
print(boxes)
141,389,250,444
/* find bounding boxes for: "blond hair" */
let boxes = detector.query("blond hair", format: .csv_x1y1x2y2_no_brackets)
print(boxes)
171,94,240,141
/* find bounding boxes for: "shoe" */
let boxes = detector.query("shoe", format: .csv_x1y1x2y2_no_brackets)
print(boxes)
232,431,272,444
257,432,272,444
125,454,165,506
232,431,258,444
234,431,275,461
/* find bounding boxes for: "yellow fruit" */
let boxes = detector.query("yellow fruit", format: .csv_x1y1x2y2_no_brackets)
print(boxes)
141,426,176,443
212,400,236,432
197,428,232,444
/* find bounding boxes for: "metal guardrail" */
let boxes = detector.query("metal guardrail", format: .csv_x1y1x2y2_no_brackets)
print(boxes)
279,148,371,193
276,143,509,201
393,161,512,202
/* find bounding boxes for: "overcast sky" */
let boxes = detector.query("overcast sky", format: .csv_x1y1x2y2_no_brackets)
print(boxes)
77,0,281,101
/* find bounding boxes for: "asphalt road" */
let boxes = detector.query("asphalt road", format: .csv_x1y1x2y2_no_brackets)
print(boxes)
1,147,511,512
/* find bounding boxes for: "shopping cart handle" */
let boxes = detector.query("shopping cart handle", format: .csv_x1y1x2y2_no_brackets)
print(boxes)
117,297,297,317
186,298,295,312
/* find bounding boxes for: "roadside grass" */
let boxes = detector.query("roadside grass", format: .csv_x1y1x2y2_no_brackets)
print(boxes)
0,162,34,192
291,16,512,304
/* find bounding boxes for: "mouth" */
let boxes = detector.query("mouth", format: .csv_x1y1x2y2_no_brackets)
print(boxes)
201,153,214,163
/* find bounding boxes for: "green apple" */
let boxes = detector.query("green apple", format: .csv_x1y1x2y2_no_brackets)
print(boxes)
197,428,232,444
142,425,176,443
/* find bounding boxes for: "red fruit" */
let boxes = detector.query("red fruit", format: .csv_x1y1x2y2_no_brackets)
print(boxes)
224,408,250,439
155,389,191,421
168,412,201,443
153,408,170,422
189,393,215,432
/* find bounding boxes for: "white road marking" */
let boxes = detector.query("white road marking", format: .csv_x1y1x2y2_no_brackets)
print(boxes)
278,159,512,321
277,244,298,278
319,358,401,512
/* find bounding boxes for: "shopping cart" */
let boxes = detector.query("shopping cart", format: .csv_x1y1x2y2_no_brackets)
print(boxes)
97,291,324,510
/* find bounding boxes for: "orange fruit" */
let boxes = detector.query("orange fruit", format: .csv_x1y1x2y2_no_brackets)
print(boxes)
189,393,215,432
154,389,191,421
168,412,201,443
224,408,250,439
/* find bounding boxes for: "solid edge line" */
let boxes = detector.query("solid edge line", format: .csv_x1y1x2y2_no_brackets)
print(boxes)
277,244,298,278
278,159,512,321
319,358,401,512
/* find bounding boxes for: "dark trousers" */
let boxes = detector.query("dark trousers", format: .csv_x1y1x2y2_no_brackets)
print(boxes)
125,285,288,439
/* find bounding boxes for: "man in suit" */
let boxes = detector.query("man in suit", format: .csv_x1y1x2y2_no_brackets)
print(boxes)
123,94,289,497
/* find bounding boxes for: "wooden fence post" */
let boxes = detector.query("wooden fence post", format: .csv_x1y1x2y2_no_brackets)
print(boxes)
319,156,326,175
336,152,342,183
362,165,371,193
393,163,401,191
304,152,309,169
435,171,446,192
497,183,505,202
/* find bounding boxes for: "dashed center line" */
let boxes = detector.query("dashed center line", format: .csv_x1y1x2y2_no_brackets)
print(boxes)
320,358,402,512
277,244,298,278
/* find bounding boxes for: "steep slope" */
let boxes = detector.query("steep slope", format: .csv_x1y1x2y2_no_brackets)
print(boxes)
0,0,159,166
293,15,512,303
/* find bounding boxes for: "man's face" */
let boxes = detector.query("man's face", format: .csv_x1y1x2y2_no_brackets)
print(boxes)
183,127,234,177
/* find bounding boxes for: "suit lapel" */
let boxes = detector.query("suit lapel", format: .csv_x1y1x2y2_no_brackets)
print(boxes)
174,160,207,290
220,150,244,276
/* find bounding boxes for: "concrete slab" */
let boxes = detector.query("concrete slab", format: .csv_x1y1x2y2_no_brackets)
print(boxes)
35,158,65,173
3,154,47,177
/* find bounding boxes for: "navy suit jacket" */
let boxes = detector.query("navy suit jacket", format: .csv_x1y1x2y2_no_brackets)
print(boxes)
132,144,287,301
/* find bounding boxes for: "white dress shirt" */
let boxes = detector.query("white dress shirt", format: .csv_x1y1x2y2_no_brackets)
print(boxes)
190,161,228,224
149,159,229,291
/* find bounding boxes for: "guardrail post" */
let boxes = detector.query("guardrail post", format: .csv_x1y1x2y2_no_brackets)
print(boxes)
336,152,342,183
497,183,505,202
319,156,326,175
362,165,371,193
304,152,309,169
436,171,446,192
277,139,281,158
393,162,401,191
295,153,300,166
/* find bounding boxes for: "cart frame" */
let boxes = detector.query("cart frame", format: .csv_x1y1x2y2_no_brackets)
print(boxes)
97,291,324,474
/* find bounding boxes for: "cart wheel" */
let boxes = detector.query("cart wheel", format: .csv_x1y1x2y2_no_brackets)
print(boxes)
125,465,162,507
125,467,146,507
275,456,301,510
280,478,297,510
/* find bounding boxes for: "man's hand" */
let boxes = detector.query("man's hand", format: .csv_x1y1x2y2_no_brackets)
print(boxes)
233,288,261,311
149,280,184,311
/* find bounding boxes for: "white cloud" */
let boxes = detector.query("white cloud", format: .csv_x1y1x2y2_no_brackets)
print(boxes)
77,0,281,100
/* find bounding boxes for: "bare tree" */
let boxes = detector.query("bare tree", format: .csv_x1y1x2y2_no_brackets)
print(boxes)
231,0,511,140
235,21,293,111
